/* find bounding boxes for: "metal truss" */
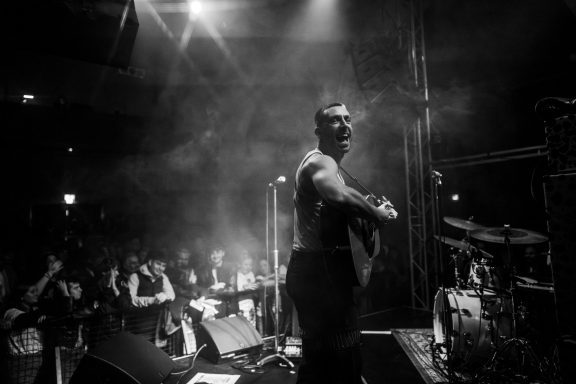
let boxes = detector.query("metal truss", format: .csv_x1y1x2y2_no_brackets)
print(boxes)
404,0,438,310
349,0,438,309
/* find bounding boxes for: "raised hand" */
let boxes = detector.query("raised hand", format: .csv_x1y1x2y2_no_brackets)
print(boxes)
48,260,64,276
56,280,70,296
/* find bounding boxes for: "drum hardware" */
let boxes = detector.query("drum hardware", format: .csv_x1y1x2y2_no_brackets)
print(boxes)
430,171,461,382
481,313,493,321
434,235,494,260
443,216,486,231
469,226,548,245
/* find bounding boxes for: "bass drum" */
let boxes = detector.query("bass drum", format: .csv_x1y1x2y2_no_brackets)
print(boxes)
433,288,513,369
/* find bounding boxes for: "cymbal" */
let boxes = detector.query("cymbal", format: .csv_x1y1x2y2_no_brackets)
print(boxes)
434,235,493,259
470,227,548,245
443,217,486,231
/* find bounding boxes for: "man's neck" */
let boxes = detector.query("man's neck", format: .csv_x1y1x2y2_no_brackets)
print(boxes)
317,145,344,165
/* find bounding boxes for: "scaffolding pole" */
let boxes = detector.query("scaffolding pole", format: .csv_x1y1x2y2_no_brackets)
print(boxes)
405,0,438,309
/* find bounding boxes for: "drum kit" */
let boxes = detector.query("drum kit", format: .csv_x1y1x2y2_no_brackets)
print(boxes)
432,217,554,379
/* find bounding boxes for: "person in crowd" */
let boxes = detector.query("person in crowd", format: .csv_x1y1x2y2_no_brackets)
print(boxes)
138,246,150,265
52,276,93,350
0,249,19,309
231,250,259,326
515,245,552,283
95,257,132,312
197,245,233,293
165,247,203,299
1,259,63,355
127,249,175,308
286,102,397,384
120,251,141,278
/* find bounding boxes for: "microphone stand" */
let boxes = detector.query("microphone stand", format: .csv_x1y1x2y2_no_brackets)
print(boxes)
256,181,294,369
262,188,269,337
432,170,455,383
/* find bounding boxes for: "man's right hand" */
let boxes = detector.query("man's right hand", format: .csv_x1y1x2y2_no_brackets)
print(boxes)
377,200,398,223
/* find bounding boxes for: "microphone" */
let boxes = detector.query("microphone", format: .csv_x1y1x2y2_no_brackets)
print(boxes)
431,170,442,179
269,176,286,187
431,170,442,185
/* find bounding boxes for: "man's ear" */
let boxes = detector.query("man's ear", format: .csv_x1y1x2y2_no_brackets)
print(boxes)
314,127,320,138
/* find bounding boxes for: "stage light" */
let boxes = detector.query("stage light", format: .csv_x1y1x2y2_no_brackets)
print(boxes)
450,194,460,202
23,94,34,99
64,194,76,205
68,147,74,152
189,0,203,16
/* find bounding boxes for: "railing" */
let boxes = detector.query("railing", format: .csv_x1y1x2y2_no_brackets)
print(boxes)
2,304,186,384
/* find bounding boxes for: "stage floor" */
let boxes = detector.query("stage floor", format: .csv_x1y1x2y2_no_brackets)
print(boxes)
167,307,434,384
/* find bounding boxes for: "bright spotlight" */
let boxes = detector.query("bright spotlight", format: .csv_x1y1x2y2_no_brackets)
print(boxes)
23,94,34,99
450,194,460,202
64,194,76,205
189,1,202,16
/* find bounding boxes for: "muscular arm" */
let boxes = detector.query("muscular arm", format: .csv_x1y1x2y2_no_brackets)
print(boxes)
307,155,391,225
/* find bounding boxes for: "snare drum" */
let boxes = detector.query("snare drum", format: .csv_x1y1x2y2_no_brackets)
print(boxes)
433,288,512,368
468,259,504,291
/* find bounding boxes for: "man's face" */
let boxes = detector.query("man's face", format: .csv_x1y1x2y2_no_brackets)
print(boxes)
46,254,58,268
317,105,353,154
68,282,83,301
524,247,537,259
123,254,141,274
259,259,269,274
149,260,167,277
240,258,253,274
176,250,190,268
210,249,225,266
23,286,39,305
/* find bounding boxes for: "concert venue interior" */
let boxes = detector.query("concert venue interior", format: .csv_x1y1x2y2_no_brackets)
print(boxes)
1,1,576,383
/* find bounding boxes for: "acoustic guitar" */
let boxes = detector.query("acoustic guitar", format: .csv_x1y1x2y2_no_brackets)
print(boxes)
320,165,395,287
321,194,393,287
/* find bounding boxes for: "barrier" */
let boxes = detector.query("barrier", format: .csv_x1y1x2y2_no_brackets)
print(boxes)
1,303,186,384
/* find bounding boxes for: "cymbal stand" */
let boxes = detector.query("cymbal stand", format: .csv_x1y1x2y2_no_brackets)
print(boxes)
256,182,294,369
479,225,550,382
501,224,518,337
431,171,456,382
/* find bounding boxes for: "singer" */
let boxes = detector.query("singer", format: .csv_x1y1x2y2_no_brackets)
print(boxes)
286,103,397,384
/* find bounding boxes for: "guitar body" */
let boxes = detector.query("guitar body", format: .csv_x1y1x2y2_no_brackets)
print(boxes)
348,216,380,287
320,195,381,287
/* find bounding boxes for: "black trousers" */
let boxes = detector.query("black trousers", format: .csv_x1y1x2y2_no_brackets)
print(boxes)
286,249,362,384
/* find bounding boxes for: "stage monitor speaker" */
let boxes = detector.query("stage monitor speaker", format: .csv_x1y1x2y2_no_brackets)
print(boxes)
69,332,175,384
197,316,263,364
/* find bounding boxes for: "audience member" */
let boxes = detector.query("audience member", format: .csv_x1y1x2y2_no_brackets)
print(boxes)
165,247,203,299
197,245,233,292
127,249,175,308
0,249,19,309
231,250,258,326
1,259,63,355
120,251,141,278
96,257,132,313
